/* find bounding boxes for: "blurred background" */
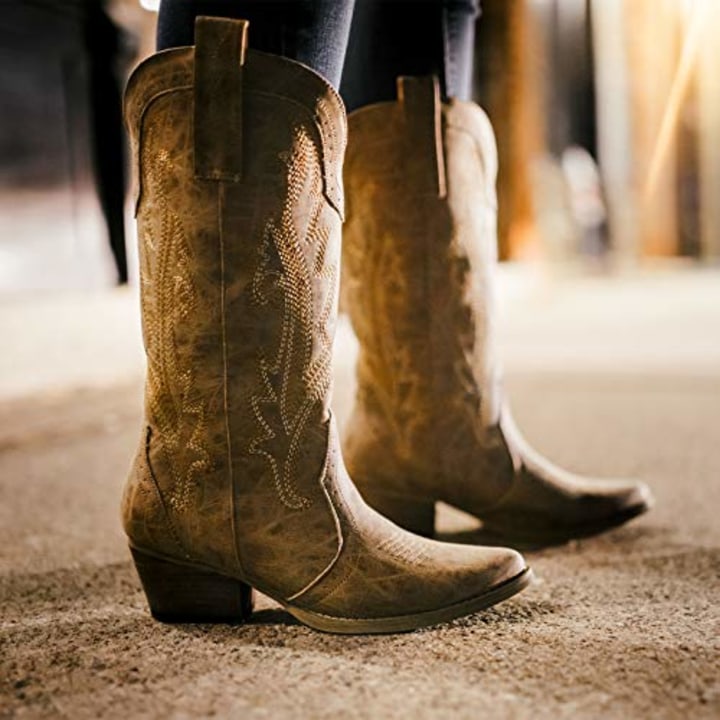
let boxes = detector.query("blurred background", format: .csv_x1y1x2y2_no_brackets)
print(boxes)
2,0,718,399
0,0,720,434
3,0,720,291
476,0,720,266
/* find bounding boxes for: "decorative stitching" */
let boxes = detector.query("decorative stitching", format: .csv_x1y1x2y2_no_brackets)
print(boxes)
141,123,213,515
249,126,335,510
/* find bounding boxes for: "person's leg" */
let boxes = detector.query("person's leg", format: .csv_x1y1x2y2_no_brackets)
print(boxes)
341,0,479,111
157,0,355,89
441,0,479,101
86,3,128,284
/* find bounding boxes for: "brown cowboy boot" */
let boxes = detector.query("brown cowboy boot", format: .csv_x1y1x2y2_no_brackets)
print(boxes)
342,76,653,545
121,18,532,634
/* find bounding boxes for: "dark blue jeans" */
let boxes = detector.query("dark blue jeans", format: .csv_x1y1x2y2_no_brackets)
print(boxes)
342,0,479,109
156,0,480,105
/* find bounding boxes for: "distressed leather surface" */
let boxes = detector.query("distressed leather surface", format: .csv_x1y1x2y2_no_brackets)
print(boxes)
295,423,521,616
122,22,525,617
123,34,347,597
343,76,650,534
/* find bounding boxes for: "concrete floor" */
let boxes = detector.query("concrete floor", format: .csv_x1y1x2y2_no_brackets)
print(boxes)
1,265,719,719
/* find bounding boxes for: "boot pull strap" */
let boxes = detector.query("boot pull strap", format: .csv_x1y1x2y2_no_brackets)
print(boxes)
397,75,447,199
194,16,248,181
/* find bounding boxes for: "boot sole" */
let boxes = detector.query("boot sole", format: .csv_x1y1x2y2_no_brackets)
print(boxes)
284,566,533,634
130,546,533,634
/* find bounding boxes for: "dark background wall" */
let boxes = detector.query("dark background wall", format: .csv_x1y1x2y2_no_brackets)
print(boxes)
0,0,130,284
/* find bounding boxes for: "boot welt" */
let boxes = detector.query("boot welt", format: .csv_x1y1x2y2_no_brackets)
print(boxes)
283,567,533,634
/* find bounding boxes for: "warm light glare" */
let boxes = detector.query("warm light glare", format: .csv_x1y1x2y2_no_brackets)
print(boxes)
645,0,712,201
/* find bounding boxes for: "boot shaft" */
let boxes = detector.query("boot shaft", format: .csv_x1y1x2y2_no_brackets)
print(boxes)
343,76,503,460
123,18,347,594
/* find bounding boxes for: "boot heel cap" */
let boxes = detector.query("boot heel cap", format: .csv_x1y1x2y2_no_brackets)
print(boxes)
130,547,254,624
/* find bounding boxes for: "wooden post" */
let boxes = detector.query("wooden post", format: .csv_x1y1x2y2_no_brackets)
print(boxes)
591,0,638,261
593,0,685,261
697,1,720,260
627,0,682,257
475,0,544,260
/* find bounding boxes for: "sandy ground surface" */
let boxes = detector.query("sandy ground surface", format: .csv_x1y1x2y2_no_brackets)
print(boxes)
1,266,719,719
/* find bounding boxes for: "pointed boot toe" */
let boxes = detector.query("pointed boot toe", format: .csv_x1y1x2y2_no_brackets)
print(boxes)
478,464,655,545
617,478,654,513
458,544,529,595
475,412,655,544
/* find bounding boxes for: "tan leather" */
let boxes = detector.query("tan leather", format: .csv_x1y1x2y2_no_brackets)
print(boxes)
121,18,530,633
343,76,653,544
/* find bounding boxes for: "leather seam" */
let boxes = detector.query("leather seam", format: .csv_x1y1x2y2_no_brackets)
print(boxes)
132,85,193,215
445,123,498,209
218,183,245,578
141,426,188,558
285,423,345,603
